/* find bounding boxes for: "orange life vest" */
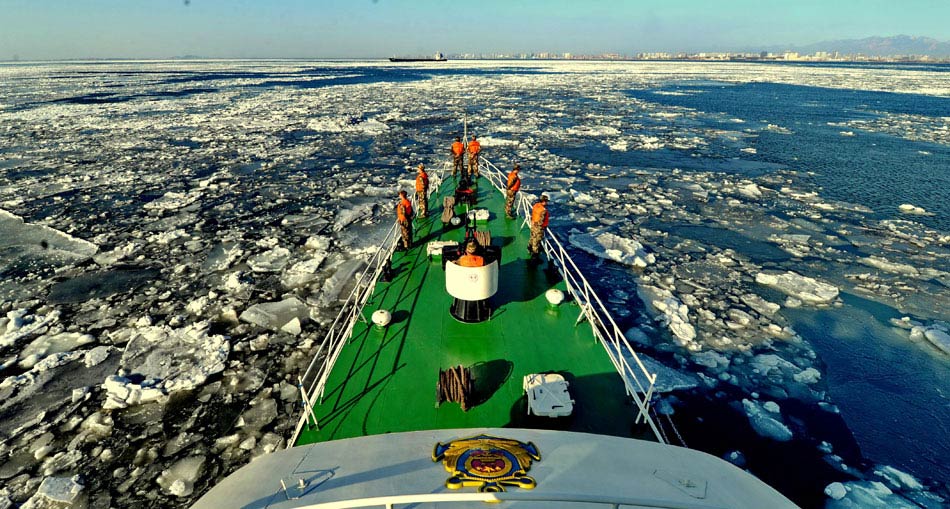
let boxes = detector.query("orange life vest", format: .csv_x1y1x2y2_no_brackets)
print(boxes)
415,171,429,192
507,171,521,192
467,140,480,155
531,202,549,228
451,141,464,156
397,198,413,222
456,254,484,267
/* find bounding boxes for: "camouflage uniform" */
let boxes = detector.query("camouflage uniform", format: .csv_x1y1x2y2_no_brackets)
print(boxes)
528,223,545,257
453,154,463,176
416,190,428,218
468,152,479,177
399,220,413,250
505,189,517,218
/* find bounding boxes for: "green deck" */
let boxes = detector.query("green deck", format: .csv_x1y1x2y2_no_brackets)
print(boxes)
296,175,649,445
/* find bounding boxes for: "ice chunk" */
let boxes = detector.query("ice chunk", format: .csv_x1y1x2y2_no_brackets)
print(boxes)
201,242,243,272
280,256,327,289
240,297,310,332
741,399,793,442
247,246,292,273
740,293,780,317
107,322,229,406
737,183,763,199
18,333,95,369
622,350,699,393
793,367,822,384
825,482,847,500
875,465,923,491
21,475,84,508
333,202,375,231
157,455,205,497
143,190,201,212
0,209,97,264
571,231,656,268
897,203,931,216
858,256,920,276
636,283,697,350
102,375,166,410
825,481,919,509
755,271,839,305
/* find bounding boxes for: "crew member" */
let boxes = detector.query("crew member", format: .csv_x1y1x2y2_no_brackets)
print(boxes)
467,135,481,177
505,164,521,219
456,241,484,267
528,195,549,259
451,137,465,176
396,190,414,251
415,163,429,218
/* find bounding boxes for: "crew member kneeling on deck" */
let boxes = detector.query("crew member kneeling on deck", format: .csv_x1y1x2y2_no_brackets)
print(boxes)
415,163,429,218
396,190,413,251
528,195,549,259
456,241,484,267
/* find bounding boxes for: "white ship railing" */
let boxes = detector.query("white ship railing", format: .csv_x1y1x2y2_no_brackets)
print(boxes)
281,491,724,509
481,158,664,443
289,163,449,447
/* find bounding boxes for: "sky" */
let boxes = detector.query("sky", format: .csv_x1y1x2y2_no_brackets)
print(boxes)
2,0,949,60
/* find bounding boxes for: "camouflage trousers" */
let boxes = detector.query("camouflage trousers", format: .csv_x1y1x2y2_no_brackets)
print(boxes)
468,155,479,177
505,189,517,218
399,220,412,249
453,156,463,176
416,190,428,217
528,224,545,257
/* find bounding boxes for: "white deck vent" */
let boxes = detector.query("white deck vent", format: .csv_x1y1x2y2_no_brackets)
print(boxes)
545,288,565,307
371,309,392,328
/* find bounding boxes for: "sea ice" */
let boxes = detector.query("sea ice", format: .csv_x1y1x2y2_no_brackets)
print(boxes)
247,246,292,273
20,475,84,509
755,271,839,305
156,455,205,497
636,283,698,350
18,332,96,369
897,204,931,216
825,481,920,509
239,297,310,333
570,230,655,268
741,398,793,442
105,321,229,406
907,321,950,355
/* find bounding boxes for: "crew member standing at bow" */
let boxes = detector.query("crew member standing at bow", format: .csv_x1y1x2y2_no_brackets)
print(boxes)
415,163,429,218
467,135,481,178
505,164,521,219
451,137,465,177
396,190,414,251
528,195,549,260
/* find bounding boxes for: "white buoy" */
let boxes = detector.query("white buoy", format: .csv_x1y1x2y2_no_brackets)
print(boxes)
371,309,392,328
545,288,565,307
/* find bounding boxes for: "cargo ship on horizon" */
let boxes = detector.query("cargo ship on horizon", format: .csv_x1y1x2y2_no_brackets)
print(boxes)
390,51,447,62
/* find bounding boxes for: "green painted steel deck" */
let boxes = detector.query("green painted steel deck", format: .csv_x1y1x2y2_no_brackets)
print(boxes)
295,175,649,445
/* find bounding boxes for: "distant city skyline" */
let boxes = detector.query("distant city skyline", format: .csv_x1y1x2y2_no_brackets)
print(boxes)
2,0,950,61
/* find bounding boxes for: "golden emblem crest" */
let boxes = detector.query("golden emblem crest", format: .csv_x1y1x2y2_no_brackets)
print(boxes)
432,434,541,493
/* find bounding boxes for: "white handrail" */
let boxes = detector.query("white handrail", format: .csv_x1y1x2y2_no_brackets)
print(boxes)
288,162,450,447
481,158,664,443
283,490,727,509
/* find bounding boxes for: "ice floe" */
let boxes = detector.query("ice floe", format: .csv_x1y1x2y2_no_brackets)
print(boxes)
569,230,655,268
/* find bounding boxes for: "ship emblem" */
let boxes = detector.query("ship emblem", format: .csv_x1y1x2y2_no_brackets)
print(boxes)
432,435,541,493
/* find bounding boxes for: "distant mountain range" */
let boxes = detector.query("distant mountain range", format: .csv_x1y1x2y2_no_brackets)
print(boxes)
757,35,950,57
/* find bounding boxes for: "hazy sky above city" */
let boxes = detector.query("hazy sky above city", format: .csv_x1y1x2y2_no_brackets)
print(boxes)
2,0,949,60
